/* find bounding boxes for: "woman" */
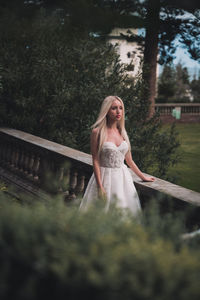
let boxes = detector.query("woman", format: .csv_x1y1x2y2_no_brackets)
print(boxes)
80,96,155,214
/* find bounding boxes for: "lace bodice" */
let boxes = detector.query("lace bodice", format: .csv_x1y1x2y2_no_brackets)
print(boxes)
81,139,141,215
100,141,128,168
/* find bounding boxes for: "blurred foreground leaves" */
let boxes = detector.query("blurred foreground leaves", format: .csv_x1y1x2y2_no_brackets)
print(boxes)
0,191,199,300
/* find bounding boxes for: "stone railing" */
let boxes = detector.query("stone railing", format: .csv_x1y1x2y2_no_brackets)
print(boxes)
155,103,200,115
0,128,92,201
0,128,200,227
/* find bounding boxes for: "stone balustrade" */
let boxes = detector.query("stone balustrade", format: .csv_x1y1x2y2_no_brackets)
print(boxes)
0,128,200,228
155,103,200,115
0,128,92,201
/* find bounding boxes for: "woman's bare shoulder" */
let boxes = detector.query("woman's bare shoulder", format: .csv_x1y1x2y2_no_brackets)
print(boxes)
91,128,100,146
91,128,99,136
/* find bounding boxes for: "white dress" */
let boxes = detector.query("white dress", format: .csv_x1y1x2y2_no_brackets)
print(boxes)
80,141,141,215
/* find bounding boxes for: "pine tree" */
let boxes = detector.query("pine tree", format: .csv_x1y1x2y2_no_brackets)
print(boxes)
174,63,191,101
157,63,193,102
157,64,176,102
190,72,200,102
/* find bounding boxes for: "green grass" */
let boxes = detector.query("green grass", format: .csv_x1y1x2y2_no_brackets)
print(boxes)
164,123,200,193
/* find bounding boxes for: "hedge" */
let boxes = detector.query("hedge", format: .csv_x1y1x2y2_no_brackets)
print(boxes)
0,192,200,300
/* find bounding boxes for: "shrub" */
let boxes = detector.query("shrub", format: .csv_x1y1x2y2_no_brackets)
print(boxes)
0,10,179,178
0,193,200,300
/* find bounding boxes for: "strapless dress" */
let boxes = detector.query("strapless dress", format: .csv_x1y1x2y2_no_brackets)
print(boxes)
80,141,141,215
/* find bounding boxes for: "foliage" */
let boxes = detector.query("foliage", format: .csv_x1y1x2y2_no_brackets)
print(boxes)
157,64,176,103
0,11,129,150
174,63,191,100
40,0,200,63
1,1,200,120
0,181,7,192
156,63,195,103
190,72,200,102
0,9,180,178
0,193,200,300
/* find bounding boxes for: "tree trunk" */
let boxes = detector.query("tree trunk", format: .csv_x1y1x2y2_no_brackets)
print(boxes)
143,0,160,117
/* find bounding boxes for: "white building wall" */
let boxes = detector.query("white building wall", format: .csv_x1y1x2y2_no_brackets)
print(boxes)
108,28,143,78
108,28,159,79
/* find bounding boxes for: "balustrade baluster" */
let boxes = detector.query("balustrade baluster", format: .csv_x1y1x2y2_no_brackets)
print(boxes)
75,173,85,196
0,142,3,161
57,166,64,193
67,169,78,200
0,142,6,163
14,147,20,170
27,153,35,179
61,168,70,198
6,143,12,167
19,150,25,172
39,155,51,187
24,151,30,175
48,159,62,193
57,161,71,194
10,144,17,169
32,155,40,181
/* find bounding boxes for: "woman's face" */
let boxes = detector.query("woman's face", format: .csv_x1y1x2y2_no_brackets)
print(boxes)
107,99,123,122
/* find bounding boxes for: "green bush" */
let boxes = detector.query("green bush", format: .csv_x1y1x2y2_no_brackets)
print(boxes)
0,193,200,300
0,9,179,179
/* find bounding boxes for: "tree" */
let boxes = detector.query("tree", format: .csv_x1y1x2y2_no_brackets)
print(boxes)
157,63,193,102
61,0,200,116
0,9,179,179
1,1,200,115
157,64,176,102
141,0,200,114
174,63,192,101
190,72,200,102
82,1,200,114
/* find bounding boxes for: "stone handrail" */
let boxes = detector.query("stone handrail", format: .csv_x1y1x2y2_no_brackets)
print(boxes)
0,128,200,210
155,103,200,115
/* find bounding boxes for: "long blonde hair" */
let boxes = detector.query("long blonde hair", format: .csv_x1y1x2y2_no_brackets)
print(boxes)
92,96,131,154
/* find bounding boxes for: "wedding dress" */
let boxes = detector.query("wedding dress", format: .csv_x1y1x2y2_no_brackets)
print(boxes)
80,141,141,215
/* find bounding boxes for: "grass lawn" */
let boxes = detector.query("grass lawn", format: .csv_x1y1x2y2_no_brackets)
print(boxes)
164,123,200,193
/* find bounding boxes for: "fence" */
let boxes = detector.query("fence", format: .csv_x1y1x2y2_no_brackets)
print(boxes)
155,103,200,115
0,128,200,227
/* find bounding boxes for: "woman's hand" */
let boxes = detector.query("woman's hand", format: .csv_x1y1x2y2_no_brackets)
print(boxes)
142,176,155,182
125,152,155,183
98,186,107,199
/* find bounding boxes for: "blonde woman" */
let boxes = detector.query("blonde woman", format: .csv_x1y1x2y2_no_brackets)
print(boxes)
80,96,155,214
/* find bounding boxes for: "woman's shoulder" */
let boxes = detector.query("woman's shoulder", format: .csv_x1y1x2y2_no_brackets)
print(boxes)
91,128,100,146
91,127,99,141
91,127,99,135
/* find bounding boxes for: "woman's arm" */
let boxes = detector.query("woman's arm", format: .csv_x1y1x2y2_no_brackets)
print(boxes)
125,151,155,182
90,129,106,196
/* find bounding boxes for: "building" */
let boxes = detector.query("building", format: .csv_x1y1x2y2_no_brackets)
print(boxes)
107,28,143,78
108,28,159,80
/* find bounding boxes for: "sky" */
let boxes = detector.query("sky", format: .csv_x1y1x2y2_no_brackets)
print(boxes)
173,45,200,79
173,11,200,79
138,28,200,80
157,41,200,80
